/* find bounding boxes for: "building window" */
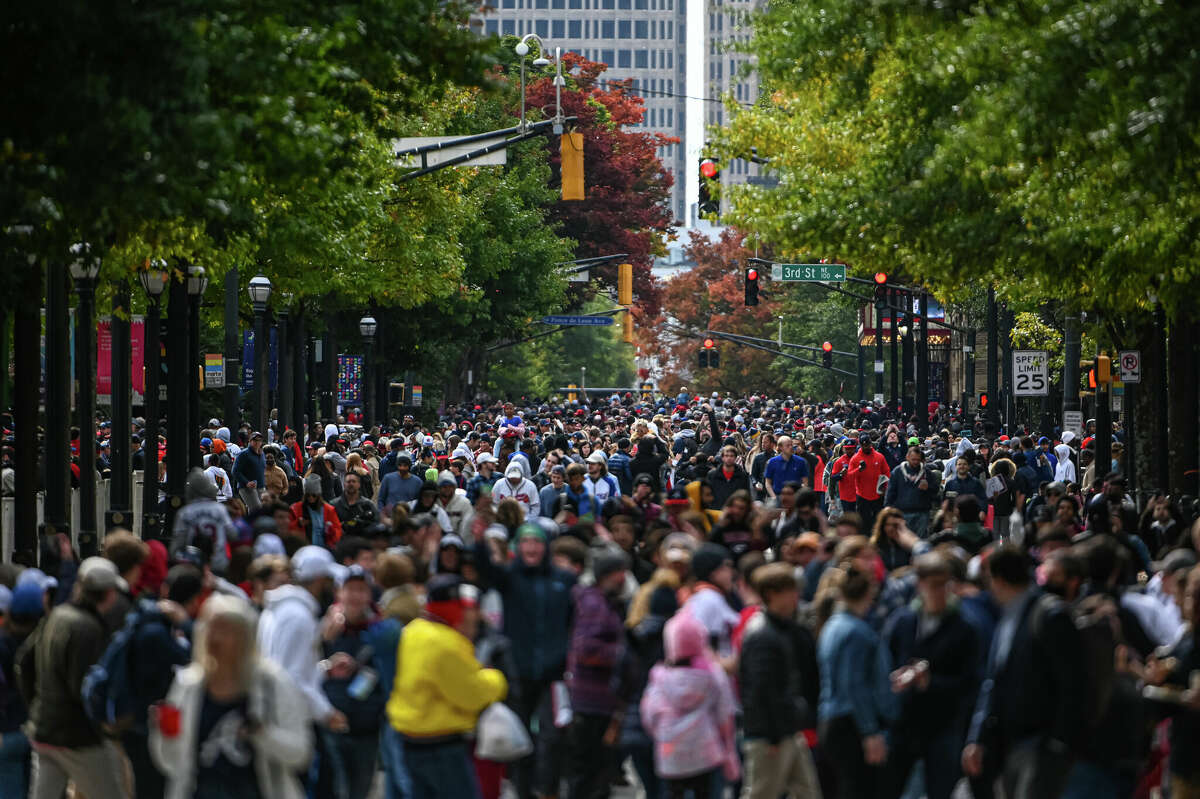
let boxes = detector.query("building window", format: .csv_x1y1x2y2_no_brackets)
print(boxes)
634,20,648,38
667,52,672,68
601,48,615,65
667,108,672,126
601,20,614,37
553,0,565,6
618,49,631,67
636,0,647,7
485,19,499,34
602,0,614,8
635,49,648,67
569,0,582,7
569,19,582,35
618,20,631,38
535,19,547,35
502,18,516,34
552,19,565,36
619,0,631,7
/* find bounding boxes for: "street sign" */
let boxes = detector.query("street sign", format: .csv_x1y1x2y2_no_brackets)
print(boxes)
1013,350,1050,397
540,315,614,326
204,354,225,389
769,263,847,282
873,393,884,405
874,360,885,374
394,137,507,168
1118,350,1141,383
411,385,423,407
1063,410,1083,438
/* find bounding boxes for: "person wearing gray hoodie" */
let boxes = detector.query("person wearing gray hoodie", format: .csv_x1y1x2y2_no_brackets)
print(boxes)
171,468,235,574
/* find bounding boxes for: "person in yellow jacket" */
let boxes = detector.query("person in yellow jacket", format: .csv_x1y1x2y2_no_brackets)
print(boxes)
386,573,507,799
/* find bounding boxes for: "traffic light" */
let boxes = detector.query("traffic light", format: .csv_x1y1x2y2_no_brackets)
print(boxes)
821,340,833,369
744,267,759,306
1096,353,1111,385
699,337,718,368
622,313,634,344
698,158,720,217
979,392,989,409
873,272,888,310
617,262,633,306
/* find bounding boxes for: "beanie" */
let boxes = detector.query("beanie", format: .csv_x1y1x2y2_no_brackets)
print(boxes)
185,468,218,502
514,522,546,543
691,543,731,583
592,548,630,583
303,474,323,496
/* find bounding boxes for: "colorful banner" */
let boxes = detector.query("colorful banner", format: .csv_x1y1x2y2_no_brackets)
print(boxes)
241,328,279,391
96,317,146,404
337,355,363,405
204,354,225,389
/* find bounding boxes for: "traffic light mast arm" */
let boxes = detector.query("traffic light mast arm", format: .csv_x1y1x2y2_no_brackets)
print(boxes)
701,330,858,378
486,308,628,352
393,117,578,185
744,258,876,303
705,329,855,358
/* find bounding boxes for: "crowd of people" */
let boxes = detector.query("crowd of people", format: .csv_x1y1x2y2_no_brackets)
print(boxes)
0,390,1197,799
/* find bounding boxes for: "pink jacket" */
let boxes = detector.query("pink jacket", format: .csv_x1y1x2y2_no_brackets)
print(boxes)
640,612,740,781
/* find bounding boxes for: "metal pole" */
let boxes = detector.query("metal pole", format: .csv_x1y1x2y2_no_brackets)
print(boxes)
188,286,202,468
13,259,41,564
74,274,98,555
917,291,930,436
1154,304,1169,491
889,290,899,413
857,344,865,403
278,305,291,436
108,280,132,528
1095,358,1112,491
44,263,70,534
165,272,189,528
142,295,162,542
223,267,240,430
362,334,374,428
986,287,999,431
901,291,914,422
254,305,268,435
874,306,885,404
1000,304,1014,433
964,328,976,414
1062,313,1081,428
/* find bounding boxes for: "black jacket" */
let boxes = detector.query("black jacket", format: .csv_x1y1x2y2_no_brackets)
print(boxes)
704,464,752,509
883,602,980,740
629,436,668,493
739,610,819,743
968,590,1086,754
23,601,110,747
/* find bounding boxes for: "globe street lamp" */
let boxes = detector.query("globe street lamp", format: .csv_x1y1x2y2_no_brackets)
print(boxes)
359,315,377,428
247,273,272,436
186,266,208,467
69,243,101,555
138,260,169,542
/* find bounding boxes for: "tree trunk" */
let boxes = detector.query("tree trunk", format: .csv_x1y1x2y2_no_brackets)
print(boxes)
1168,311,1200,495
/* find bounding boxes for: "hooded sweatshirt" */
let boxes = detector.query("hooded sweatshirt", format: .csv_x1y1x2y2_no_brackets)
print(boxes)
257,584,332,722
492,467,539,518
1053,443,1076,483
640,613,739,780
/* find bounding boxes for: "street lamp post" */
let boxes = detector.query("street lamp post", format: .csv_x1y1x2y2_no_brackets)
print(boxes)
359,315,377,428
138,262,168,542
248,274,272,435
514,34,552,132
164,269,189,529
278,295,292,437
186,266,208,467
69,244,100,555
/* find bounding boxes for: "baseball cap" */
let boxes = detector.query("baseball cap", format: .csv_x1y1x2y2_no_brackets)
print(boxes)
336,564,370,587
634,473,654,487
78,557,129,593
586,451,607,465
250,431,264,441
292,546,344,583
10,583,45,618
17,568,58,592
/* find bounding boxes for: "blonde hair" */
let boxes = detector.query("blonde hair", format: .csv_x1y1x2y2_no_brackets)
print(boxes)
194,594,259,691
626,568,681,629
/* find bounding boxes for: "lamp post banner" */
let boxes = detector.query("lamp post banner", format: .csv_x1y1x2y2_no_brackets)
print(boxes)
96,317,145,403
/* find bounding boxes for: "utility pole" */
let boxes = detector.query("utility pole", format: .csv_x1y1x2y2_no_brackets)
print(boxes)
874,306,885,404
917,291,930,436
1153,303,1168,492
963,328,975,413
889,290,899,413
1095,352,1112,490
43,262,70,536
109,280,132,528
901,291,914,422
1001,303,1015,433
986,286,999,430
1062,313,1081,429
223,267,240,430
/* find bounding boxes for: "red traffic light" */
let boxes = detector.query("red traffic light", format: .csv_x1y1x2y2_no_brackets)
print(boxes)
873,272,888,285
700,159,718,179
703,338,715,349
979,392,989,408
747,268,758,281
821,341,833,353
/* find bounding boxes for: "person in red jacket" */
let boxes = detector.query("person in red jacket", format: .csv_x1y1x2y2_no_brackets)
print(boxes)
290,475,344,549
848,436,891,533
282,428,304,474
830,441,861,515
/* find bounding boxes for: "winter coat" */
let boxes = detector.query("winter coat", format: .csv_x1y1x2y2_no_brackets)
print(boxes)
257,585,333,722
704,464,752,510
739,609,820,742
288,500,344,548
23,601,109,747
149,659,311,799
474,541,576,683
884,462,940,512
567,585,626,715
640,613,739,780
630,435,669,493
386,617,507,738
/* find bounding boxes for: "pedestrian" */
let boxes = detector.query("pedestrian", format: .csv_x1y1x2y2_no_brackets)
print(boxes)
684,544,741,664
738,563,822,799
0,583,42,796
962,546,1086,799
883,447,939,538
172,467,236,575
386,574,508,799
331,470,380,532
880,552,979,799
232,431,266,509
290,474,345,549
641,612,740,799
706,445,754,510
20,558,131,799
816,565,895,799
566,549,631,799
377,452,425,516
149,594,312,798
494,461,540,520
848,437,890,534
765,436,810,502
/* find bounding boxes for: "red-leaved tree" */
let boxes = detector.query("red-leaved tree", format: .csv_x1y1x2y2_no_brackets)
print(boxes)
524,53,677,317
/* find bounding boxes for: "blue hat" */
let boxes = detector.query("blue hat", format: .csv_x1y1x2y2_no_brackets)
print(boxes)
10,583,44,618
200,437,213,447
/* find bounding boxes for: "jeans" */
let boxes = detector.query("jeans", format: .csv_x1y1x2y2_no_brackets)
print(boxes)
818,715,880,799
880,728,960,799
628,742,663,799
1000,736,1072,799
901,511,930,539
404,738,481,799
666,768,715,799
0,730,30,799
510,679,564,798
856,498,883,535
380,725,413,799
567,713,619,799
121,729,163,799
321,729,379,799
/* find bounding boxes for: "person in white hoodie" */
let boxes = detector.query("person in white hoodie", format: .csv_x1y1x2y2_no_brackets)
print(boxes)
257,546,351,734
491,461,540,519
150,594,312,799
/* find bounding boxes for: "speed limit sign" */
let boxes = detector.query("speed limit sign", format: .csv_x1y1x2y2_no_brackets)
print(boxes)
1013,350,1050,397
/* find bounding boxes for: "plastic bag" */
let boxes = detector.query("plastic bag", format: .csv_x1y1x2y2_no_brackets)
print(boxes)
475,702,533,763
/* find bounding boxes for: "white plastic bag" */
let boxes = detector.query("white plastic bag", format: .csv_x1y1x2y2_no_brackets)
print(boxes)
475,702,533,763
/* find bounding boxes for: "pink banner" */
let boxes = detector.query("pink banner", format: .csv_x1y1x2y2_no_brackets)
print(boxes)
96,317,145,402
